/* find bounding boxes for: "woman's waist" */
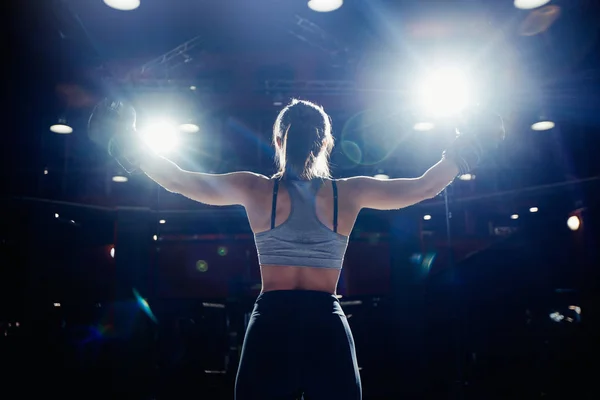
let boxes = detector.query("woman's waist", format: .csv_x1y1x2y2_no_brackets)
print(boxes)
252,287,345,317
260,264,340,293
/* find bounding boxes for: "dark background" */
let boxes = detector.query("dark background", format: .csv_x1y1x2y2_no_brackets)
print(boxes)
2,0,600,398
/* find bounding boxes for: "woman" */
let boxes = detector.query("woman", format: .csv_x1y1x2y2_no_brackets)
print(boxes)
89,98,503,399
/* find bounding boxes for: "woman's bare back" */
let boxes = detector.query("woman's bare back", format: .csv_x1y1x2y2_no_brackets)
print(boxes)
244,178,361,294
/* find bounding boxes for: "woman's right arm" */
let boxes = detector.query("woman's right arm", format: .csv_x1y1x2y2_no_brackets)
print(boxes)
140,153,269,207
347,157,459,211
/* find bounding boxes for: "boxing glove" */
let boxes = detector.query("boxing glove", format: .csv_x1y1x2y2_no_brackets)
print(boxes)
443,109,505,176
88,99,145,174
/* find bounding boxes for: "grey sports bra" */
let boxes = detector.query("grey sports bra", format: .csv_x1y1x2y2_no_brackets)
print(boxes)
253,178,349,269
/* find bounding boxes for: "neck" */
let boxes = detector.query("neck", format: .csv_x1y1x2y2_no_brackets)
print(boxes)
283,165,305,180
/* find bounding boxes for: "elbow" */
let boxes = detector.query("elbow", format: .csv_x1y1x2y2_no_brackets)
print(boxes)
419,178,444,201
421,186,439,201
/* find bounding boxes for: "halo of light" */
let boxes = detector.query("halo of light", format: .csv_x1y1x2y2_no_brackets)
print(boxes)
179,123,200,133
514,0,551,10
196,260,208,272
50,124,73,134
218,246,228,256
103,0,141,11
529,207,539,213
511,214,519,220
531,121,555,131
423,215,432,221
413,122,435,131
307,0,343,12
54,213,59,218
417,67,471,117
140,120,180,154
567,215,580,231
112,175,128,183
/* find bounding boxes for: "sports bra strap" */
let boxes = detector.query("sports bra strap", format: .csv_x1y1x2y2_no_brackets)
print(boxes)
270,179,280,229
332,180,338,233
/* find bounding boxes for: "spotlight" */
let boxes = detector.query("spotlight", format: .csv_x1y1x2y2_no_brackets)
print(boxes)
43,168,49,175
511,214,519,220
531,120,555,131
110,247,115,258
423,215,432,221
103,0,141,11
458,174,475,181
159,219,166,224
413,122,435,132
140,120,180,154
50,118,73,134
567,215,580,231
54,213,59,218
112,175,128,183
514,0,551,10
179,123,200,133
529,207,539,213
417,67,471,118
153,235,158,241
307,0,343,12
189,85,197,91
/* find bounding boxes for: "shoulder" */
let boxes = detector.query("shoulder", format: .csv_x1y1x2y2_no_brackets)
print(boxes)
333,176,378,190
326,175,373,200
233,171,272,191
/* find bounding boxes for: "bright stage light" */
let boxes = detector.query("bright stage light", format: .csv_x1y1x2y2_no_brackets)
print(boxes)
110,247,115,258
50,124,73,134
423,215,432,221
514,0,550,10
103,0,141,11
140,120,180,154
511,214,519,220
458,174,475,181
159,219,166,224
112,175,128,183
413,122,435,132
529,207,539,213
179,123,200,133
531,120,555,131
417,67,471,118
567,216,580,231
308,0,343,12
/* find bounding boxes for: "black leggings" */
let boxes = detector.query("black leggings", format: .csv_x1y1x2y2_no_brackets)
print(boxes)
235,290,362,400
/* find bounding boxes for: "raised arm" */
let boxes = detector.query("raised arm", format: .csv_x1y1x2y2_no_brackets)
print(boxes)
348,157,459,210
140,153,268,207
87,100,268,207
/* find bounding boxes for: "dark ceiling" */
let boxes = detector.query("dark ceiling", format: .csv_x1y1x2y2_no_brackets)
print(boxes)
4,0,600,212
